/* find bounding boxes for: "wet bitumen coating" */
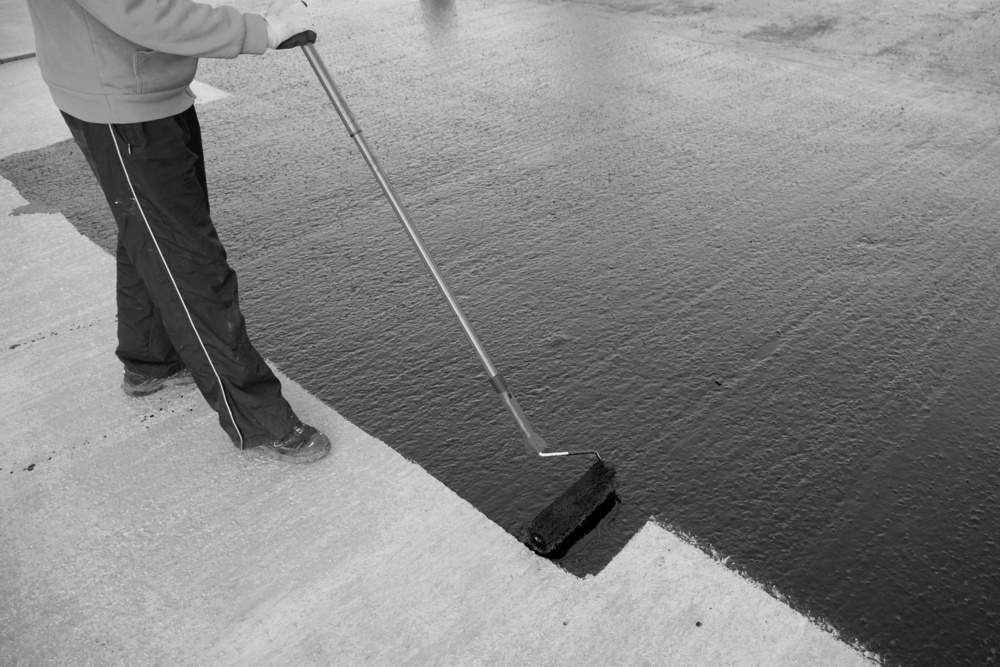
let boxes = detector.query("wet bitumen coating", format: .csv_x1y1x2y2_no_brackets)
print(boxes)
3,0,1000,664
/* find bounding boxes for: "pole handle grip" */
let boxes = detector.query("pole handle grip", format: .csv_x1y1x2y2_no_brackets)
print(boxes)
277,30,317,50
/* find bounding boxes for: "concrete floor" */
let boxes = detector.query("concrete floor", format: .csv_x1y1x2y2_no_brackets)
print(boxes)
0,0,32,63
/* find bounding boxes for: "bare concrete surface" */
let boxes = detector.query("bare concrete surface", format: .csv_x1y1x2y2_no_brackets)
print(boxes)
0,0,33,63
0,19,874,667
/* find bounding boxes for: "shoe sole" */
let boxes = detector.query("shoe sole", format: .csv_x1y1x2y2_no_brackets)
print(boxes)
122,372,195,397
252,433,332,464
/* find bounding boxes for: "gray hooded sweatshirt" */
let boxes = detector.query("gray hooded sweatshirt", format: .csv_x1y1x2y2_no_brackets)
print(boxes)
26,0,270,124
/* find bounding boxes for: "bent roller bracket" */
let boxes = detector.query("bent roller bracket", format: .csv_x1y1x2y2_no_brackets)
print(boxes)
490,375,603,460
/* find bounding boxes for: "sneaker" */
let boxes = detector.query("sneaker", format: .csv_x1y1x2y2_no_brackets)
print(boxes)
255,423,331,464
122,368,195,397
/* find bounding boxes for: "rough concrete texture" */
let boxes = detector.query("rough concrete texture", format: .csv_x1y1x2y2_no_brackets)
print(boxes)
0,44,872,667
0,0,32,63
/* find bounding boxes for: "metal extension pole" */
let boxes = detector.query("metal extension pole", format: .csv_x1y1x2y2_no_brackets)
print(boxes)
301,44,495,377
300,43,599,460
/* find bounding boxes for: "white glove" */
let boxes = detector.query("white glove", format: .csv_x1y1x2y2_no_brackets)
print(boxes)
264,0,313,49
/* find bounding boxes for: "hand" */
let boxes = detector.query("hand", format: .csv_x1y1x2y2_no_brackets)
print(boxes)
264,0,313,49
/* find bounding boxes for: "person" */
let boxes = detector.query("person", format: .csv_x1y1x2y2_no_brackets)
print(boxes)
25,0,331,464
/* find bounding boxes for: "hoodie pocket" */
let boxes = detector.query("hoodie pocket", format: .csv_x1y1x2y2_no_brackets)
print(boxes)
111,121,148,156
133,50,198,95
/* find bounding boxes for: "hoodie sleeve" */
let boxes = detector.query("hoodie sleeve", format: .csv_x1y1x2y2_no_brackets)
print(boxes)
73,0,270,58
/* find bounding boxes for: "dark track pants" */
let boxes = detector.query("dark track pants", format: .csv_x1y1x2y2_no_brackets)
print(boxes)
62,106,298,448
